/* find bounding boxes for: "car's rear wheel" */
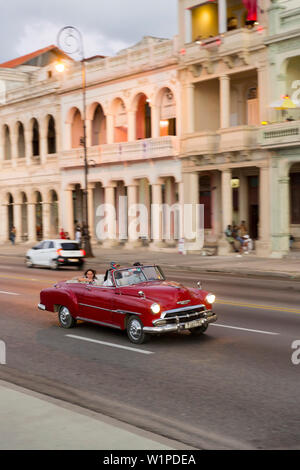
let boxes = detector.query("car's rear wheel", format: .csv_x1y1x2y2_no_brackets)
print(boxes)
50,259,59,270
58,306,76,329
127,316,149,344
189,323,208,335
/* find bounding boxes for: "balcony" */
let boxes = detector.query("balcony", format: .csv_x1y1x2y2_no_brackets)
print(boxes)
181,131,219,156
218,126,259,152
59,136,180,169
259,121,300,149
181,28,265,66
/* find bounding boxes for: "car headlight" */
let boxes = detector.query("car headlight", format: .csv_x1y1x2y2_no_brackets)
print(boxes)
150,303,161,314
205,293,216,304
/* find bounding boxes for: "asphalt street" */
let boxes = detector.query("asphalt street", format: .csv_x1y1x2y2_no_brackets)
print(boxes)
0,255,299,449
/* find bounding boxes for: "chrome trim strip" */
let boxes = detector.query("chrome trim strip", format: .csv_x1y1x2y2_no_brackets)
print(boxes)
78,303,141,316
78,303,112,312
76,317,121,329
161,304,205,318
38,303,46,311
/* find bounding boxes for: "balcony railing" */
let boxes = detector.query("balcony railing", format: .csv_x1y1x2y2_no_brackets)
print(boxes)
218,126,259,152
181,131,219,156
59,136,180,169
259,121,300,148
182,27,265,65
182,126,259,156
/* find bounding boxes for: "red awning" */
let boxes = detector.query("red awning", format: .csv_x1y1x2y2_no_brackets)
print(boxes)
242,0,257,22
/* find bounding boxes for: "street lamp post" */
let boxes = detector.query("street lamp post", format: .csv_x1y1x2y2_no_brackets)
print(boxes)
57,26,94,257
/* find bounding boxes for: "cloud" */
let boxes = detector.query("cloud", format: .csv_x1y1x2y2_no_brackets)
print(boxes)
15,21,131,59
0,0,177,63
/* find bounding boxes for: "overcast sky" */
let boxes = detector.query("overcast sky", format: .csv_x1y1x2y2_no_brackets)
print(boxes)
1,0,178,63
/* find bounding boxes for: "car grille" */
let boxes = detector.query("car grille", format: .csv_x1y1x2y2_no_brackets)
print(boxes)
163,305,206,324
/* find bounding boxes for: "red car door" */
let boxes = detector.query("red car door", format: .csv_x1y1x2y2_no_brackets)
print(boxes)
76,284,116,326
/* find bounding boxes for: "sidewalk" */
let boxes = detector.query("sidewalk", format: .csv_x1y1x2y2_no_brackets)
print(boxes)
1,243,300,280
0,379,187,450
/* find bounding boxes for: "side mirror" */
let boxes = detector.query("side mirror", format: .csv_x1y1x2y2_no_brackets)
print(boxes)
197,281,202,289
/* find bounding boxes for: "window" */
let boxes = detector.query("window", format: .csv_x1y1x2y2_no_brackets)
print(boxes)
60,243,80,250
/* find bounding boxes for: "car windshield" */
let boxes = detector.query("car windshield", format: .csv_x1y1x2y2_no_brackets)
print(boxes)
60,243,80,250
113,266,164,287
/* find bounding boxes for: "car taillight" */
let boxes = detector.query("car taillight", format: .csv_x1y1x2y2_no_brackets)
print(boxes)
80,250,86,256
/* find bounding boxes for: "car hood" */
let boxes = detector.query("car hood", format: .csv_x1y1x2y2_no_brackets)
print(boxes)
119,281,207,309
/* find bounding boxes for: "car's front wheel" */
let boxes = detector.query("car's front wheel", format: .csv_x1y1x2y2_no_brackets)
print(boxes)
127,316,149,344
26,257,34,268
58,306,76,329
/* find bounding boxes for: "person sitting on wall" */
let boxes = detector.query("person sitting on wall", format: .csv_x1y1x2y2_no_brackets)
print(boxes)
225,225,239,253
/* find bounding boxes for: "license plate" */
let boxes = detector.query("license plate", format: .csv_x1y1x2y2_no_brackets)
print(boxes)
185,319,204,329
69,258,79,262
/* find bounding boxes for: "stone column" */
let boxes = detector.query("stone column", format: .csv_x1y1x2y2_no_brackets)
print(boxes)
25,129,32,166
101,185,118,247
40,134,48,165
256,166,271,257
211,171,222,241
238,171,248,223
151,105,160,138
164,177,176,245
11,131,18,168
125,182,141,248
87,183,96,242
186,84,195,134
14,203,22,243
278,176,290,255
150,180,165,248
128,111,136,142
106,114,114,144
258,66,269,124
86,119,92,148
180,172,202,252
27,202,37,242
220,75,230,129
0,204,9,242
218,0,227,34
218,168,233,254
42,202,51,240
64,187,75,239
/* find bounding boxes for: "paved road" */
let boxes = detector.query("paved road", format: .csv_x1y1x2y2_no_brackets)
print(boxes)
0,256,299,449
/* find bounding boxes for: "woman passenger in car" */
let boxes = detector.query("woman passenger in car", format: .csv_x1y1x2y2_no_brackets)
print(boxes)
78,269,97,284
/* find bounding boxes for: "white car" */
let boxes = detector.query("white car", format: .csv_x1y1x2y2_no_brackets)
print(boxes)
26,239,86,270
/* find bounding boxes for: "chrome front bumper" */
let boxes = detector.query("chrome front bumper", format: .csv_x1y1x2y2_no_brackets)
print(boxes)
38,303,46,311
143,313,217,334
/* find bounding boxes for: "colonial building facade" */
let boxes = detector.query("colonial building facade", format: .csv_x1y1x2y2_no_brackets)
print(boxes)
0,0,299,257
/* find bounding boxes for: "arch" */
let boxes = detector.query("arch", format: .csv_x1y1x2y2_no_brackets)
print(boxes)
111,97,128,143
16,122,25,158
71,108,84,149
131,93,151,140
91,103,107,145
155,87,177,136
30,118,40,156
47,115,56,154
3,125,11,160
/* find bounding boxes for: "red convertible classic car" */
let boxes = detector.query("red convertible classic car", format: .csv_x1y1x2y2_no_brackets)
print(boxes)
38,265,217,344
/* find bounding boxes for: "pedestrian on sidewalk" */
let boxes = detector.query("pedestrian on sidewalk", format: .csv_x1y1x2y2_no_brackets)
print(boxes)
59,228,66,239
9,226,16,245
75,222,82,248
225,225,239,253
